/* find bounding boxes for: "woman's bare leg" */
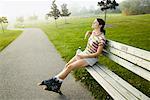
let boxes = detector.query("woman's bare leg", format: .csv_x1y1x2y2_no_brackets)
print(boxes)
63,54,81,70
65,50,82,68
55,59,88,80
65,56,77,67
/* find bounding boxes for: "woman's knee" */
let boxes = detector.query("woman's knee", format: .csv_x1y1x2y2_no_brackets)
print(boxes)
65,62,73,68
65,56,77,66
65,63,69,67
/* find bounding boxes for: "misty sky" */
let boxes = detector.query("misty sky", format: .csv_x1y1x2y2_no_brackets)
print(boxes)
0,0,125,20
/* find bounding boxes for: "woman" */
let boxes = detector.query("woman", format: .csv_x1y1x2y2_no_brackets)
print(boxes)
38,18,106,94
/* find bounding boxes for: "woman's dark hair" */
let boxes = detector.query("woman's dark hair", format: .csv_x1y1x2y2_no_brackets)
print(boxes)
96,18,106,35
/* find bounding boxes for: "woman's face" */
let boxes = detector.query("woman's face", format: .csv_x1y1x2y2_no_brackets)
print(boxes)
92,19,100,29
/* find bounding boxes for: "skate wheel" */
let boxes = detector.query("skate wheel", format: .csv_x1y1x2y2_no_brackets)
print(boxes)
58,90,63,95
59,92,63,95
37,81,45,86
37,82,42,86
42,85,48,90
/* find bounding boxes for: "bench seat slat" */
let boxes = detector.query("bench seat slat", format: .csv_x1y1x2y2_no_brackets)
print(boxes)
86,66,126,100
92,65,138,100
96,63,150,100
107,40,150,61
106,47,150,71
103,51,150,81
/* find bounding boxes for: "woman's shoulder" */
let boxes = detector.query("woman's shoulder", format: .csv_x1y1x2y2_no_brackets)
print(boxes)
97,33,106,44
97,32,105,38
101,33,106,39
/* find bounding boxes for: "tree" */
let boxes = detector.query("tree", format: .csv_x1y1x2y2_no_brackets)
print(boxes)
95,8,103,15
143,0,150,14
79,6,89,15
45,14,49,21
28,15,38,21
88,6,95,14
120,0,150,15
98,0,119,22
60,3,71,24
16,17,24,28
16,16,24,23
0,17,8,33
47,0,60,27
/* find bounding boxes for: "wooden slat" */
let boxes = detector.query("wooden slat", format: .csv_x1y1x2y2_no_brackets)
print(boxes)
92,65,138,100
107,40,150,61
106,47,150,71
86,66,126,100
103,51,150,81
96,63,150,100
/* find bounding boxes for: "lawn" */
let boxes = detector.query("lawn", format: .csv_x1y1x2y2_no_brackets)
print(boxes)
29,14,150,99
0,30,22,51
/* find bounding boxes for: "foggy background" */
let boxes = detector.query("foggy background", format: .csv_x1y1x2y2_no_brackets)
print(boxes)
0,0,125,21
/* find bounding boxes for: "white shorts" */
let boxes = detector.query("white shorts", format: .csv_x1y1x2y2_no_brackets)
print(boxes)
75,49,98,66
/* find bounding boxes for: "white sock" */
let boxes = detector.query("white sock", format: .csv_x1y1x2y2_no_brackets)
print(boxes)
54,76,64,82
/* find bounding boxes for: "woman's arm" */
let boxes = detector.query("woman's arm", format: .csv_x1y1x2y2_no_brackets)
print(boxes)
77,45,104,58
84,31,92,39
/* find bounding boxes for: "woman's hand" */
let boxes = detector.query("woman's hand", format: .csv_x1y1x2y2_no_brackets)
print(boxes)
84,31,92,39
77,54,86,59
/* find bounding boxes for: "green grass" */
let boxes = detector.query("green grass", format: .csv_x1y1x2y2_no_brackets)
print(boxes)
0,30,22,51
27,14,150,99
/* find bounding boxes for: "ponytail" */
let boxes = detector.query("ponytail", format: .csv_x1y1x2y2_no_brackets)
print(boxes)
101,25,106,35
96,18,106,35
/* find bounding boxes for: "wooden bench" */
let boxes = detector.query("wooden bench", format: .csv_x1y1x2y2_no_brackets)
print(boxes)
85,40,150,100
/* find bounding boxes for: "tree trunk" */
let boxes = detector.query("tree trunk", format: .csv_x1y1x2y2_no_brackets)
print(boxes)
55,19,57,28
65,17,67,24
104,3,107,23
104,9,107,23
1,23,4,33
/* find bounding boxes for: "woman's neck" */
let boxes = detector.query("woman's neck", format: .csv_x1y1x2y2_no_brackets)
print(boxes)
93,28,102,35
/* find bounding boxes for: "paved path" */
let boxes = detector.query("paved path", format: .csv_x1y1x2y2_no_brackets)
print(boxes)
0,28,95,100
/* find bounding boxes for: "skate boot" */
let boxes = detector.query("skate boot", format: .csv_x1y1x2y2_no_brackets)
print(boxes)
38,77,55,86
44,77,63,95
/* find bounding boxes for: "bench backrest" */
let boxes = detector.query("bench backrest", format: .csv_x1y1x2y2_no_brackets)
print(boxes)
103,40,150,81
